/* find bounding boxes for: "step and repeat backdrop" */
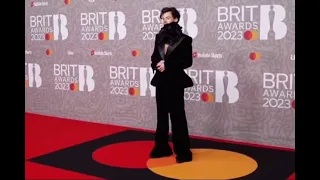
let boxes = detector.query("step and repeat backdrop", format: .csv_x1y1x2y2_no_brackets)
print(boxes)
25,0,295,148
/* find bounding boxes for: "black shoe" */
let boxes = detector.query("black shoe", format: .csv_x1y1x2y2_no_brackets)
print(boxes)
176,153,192,163
149,145,173,158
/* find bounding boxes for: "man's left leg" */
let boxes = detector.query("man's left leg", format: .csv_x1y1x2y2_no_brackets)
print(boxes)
169,87,192,163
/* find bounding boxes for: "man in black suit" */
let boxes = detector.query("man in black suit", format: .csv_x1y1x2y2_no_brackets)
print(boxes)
149,7,194,163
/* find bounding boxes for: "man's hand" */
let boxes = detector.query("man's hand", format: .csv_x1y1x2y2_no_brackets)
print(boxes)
157,60,165,72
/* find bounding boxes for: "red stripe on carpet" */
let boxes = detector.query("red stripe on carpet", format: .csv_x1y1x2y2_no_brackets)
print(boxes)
26,112,294,152
25,161,104,180
25,113,128,159
287,172,295,180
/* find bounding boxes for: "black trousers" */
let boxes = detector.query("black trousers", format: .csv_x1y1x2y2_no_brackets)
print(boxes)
155,82,191,155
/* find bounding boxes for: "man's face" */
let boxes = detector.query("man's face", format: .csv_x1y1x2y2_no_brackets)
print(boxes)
161,11,178,25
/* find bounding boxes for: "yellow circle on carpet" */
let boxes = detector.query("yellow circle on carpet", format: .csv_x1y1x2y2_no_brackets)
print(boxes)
147,149,258,180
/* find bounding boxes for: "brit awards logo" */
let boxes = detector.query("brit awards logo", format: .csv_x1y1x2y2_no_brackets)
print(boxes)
108,66,158,97
25,63,42,88
262,72,295,109
80,11,126,41
177,8,198,39
53,64,95,92
29,14,69,41
183,70,239,103
217,5,287,40
115,66,240,104
109,66,140,96
141,8,198,40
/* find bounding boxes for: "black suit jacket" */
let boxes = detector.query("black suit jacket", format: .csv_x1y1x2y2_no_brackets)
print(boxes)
150,34,194,88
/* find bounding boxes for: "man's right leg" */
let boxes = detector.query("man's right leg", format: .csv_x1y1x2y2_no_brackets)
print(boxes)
150,85,173,158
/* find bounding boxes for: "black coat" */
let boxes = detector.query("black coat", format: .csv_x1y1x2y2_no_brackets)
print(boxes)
150,33,194,88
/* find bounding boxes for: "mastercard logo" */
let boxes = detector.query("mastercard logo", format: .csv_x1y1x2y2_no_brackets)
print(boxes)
201,92,214,102
129,87,139,96
64,0,71,4
291,100,295,109
132,50,141,57
98,32,108,40
91,50,95,55
193,52,198,58
92,140,258,180
249,52,261,60
45,33,54,40
46,49,53,56
70,83,79,91
147,148,258,179
244,30,259,40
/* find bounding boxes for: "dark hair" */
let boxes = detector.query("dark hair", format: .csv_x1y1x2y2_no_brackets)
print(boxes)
160,7,181,23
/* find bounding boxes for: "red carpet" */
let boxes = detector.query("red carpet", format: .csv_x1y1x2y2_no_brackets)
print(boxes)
25,113,128,159
25,112,294,180
25,113,127,179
